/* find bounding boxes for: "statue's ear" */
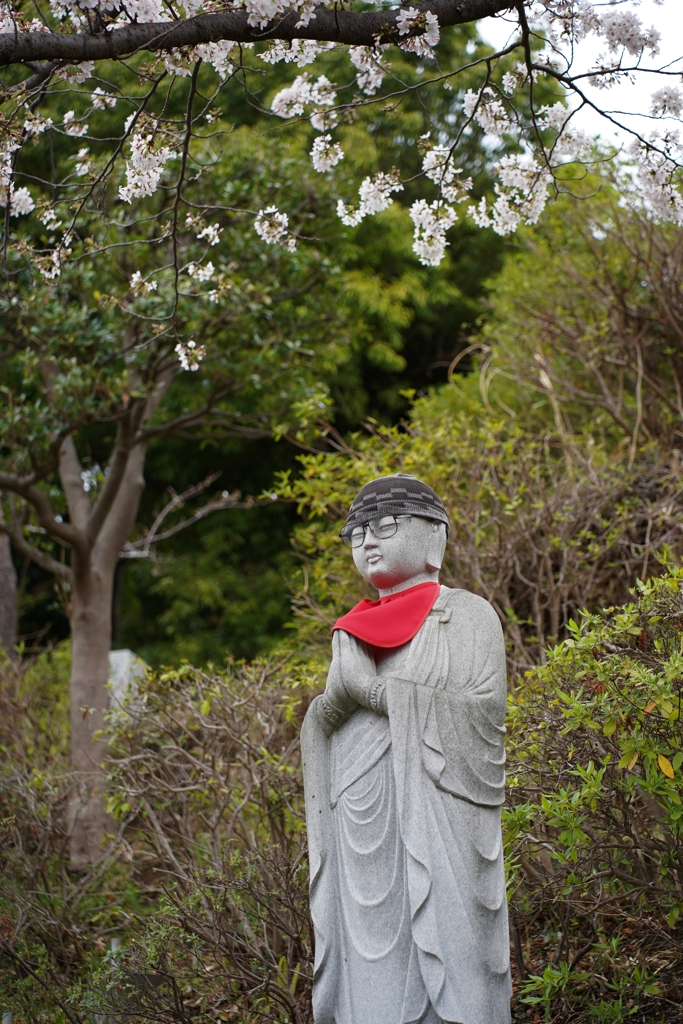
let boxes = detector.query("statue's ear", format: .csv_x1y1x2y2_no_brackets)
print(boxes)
425,522,447,574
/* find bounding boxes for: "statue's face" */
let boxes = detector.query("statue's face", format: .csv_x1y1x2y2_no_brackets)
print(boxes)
351,515,443,591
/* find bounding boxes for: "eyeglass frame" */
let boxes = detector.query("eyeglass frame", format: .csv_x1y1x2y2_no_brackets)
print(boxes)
339,514,414,549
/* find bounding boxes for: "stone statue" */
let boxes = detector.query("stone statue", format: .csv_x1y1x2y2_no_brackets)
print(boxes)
301,473,511,1024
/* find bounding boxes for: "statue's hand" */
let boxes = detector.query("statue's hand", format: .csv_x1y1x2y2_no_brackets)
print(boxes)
336,631,383,713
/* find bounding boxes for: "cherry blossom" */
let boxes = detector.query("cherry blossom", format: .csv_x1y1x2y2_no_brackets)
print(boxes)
310,134,344,173
63,110,88,138
187,261,215,282
410,200,458,266
469,154,551,236
197,223,222,246
254,206,297,250
119,133,173,203
130,271,158,295
175,340,206,371
651,86,683,119
337,171,403,226
348,46,386,96
91,87,117,110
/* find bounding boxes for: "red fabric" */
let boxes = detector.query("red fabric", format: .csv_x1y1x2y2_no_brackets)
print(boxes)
332,581,440,649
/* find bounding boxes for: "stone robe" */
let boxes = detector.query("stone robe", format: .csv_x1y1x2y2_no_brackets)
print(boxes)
301,586,512,1024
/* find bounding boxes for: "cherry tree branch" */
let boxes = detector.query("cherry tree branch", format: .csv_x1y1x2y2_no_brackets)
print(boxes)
120,473,271,559
0,0,513,68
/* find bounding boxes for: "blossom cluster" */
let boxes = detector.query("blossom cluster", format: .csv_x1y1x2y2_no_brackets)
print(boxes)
469,154,551,236
271,73,337,130
395,7,440,58
119,133,173,203
0,143,35,217
349,46,387,95
254,206,297,251
260,39,334,67
310,134,344,173
337,171,404,227
175,340,207,372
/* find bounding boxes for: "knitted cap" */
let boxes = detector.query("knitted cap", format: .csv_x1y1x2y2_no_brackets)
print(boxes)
346,473,450,532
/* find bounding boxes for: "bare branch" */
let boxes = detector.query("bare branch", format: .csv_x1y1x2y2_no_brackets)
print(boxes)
120,474,276,559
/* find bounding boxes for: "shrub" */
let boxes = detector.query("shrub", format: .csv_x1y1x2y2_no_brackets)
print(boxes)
506,565,683,1021
103,656,322,1024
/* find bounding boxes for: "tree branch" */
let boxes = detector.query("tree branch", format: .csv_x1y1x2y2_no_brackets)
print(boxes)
0,470,87,556
0,0,513,68
58,436,90,532
1,518,72,581
120,474,270,559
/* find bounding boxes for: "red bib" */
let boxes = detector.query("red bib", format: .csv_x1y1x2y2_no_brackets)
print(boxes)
332,581,440,649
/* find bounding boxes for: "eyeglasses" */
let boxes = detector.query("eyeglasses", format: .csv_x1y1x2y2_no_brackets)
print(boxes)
340,514,412,549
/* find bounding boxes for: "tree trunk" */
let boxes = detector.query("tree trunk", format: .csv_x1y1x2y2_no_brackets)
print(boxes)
0,532,18,658
66,440,150,868
68,555,116,868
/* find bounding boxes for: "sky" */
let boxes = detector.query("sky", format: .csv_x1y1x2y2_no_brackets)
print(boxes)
478,0,683,147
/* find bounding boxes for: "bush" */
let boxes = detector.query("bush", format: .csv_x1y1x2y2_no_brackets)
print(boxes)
102,656,322,1024
0,647,146,1024
506,565,683,1022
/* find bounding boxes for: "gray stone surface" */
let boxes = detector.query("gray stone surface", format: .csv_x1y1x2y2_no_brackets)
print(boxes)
301,506,512,1024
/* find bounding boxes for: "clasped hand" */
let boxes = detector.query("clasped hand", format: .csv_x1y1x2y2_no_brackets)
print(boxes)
322,630,380,728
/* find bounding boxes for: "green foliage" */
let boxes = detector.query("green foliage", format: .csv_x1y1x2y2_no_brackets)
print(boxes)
275,388,683,669
505,568,683,1021
0,650,150,1024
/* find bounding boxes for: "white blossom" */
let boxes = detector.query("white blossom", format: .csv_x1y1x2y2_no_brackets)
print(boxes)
259,39,333,67
629,135,683,225
175,340,206,371
463,88,513,136
91,87,117,110
310,134,344,173
0,146,35,218
74,147,93,175
187,260,215,282
27,18,49,31
119,133,173,202
651,86,683,119
421,143,472,202
80,464,102,493
5,186,35,217
195,40,235,78
39,207,62,229
39,236,72,280
57,61,94,83
165,49,194,77
599,9,660,57
502,63,527,96
197,222,221,246
469,154,551,236
271,73,337,129
63,110,89,138
396,9,439,58
337,171,403,226
254,205,296,249
396,6,419,36
24,113,53,137
121,0,169,21
130,270,158,295
410,199,457,266
349,46,386,95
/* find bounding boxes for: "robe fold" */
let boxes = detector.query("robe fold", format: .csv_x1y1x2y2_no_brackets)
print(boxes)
301,586,512,1024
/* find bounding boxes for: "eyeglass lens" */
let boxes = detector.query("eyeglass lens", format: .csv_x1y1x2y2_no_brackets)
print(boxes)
344,515,401,548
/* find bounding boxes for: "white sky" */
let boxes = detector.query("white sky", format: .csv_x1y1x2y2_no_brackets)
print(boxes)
478,0,683,147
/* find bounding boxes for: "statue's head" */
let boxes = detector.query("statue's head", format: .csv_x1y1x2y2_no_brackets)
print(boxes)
340,473,449,593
